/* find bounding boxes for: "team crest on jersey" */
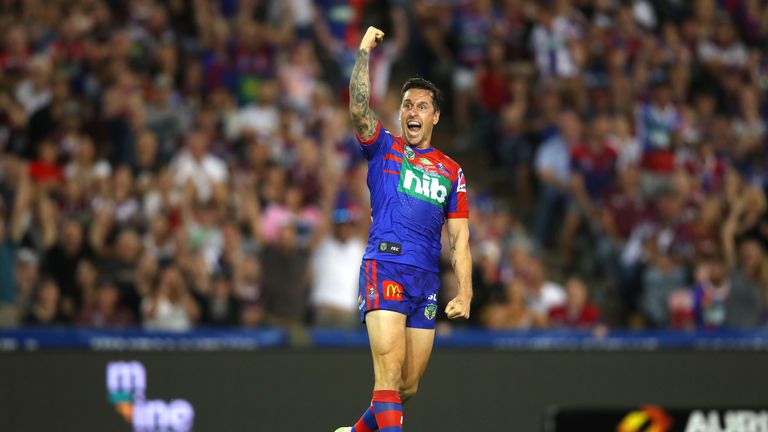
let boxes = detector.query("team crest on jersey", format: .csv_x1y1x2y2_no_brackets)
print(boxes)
425,303,437,320
368,286,378,300
403,145,415,161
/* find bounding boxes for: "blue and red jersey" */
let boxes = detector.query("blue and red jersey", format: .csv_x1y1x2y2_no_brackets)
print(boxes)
358,121,468,273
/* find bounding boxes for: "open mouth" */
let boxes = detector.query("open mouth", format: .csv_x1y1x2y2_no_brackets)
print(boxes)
407,120,422,134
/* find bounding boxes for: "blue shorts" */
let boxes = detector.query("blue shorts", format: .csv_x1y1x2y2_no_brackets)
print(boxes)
358,259,440,330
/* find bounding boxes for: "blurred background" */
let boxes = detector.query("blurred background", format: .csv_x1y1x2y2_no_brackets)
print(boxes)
1,0,768,430
2,0,768,333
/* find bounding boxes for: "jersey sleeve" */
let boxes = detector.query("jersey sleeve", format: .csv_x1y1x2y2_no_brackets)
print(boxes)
446,167,468,219
357,121,392,161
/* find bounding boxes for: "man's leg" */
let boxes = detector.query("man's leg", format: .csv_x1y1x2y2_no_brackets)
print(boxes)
349,310,406,431
399,327,435,403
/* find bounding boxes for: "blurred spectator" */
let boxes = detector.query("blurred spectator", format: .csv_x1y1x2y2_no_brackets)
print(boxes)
0,0,766,332
101,229,143,316
77,278,135,328
547,276,601,328
260,221,310,326
635,189,694,327
142,265,199,331
562,115,617,267
0,167,29,326
44,218,93,320
534,110,582,250
483,279,541,330
635,78,682,192
171,131,228,204
523,256,566,316
598,164,648,316
310,208,366,328
200,271,241,327
23,277,67,326
530,4,583,80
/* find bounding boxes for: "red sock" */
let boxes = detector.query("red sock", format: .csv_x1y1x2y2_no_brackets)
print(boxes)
372,390,403,431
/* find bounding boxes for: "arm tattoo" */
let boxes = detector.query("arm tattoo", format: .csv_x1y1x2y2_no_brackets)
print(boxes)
349,48,378,140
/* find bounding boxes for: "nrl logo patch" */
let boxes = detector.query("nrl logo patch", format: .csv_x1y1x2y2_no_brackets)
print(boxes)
424,303,437,320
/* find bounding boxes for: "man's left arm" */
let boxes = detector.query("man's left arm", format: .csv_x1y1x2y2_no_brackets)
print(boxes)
445,218,472,320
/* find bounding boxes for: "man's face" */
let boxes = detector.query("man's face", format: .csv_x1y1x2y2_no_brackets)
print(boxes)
399,89,440,147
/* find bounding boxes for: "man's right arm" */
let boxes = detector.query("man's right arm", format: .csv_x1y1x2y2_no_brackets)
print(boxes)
350,27,384,141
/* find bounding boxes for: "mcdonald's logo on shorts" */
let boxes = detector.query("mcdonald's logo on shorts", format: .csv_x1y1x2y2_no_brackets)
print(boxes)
382,280,404,301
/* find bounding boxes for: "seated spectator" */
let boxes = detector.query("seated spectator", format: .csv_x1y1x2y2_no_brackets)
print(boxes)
200,271,241,327
23,277,67,325
142,265,199,331
534,110,581,250
563,114,617,267
547,276,601,328
725,240,767,328
629,188,693,327
77,278,135,328
483,279,542,330
523,256,566,316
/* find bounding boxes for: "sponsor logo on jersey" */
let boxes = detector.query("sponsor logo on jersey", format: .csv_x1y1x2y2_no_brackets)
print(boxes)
383,280,404,301
358,294,364,311
428,293,437,302
424,303,437,320
420,158,433,166
398,158,451,206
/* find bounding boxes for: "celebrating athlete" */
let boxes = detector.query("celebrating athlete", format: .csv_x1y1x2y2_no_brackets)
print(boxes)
336,26,473,432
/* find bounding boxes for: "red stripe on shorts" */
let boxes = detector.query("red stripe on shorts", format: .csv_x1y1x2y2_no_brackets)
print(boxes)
365,260,371,310
373,260,379,309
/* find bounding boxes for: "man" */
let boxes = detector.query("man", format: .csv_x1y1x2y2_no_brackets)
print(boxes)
337,27,472,432
310,208,366,329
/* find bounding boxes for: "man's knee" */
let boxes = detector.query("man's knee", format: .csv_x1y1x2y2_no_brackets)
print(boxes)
399,382,418,403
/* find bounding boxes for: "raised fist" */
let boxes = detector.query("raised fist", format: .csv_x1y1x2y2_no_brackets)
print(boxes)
359,26,385,51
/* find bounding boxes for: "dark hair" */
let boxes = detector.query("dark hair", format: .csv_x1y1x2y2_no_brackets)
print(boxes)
401,77,442,113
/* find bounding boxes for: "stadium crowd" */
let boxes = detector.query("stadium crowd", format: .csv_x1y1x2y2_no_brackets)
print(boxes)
0,0,767,331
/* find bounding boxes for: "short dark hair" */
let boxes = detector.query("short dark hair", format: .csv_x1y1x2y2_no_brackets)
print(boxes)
401,77,442,113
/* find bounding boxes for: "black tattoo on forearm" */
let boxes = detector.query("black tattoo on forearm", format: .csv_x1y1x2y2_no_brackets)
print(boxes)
349,48,378,140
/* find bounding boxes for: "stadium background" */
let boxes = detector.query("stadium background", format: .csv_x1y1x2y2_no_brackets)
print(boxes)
1,0,768,431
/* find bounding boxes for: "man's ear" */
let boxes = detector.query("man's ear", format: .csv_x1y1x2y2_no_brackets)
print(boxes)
433,110,440,125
